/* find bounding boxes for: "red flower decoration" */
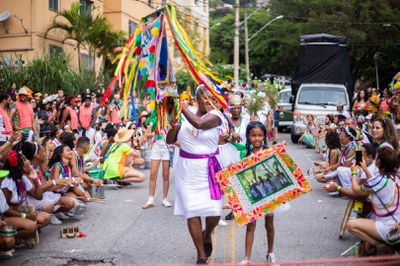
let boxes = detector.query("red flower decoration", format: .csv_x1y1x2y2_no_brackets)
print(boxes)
8,150,18,167
144,80,155,88
134,47,142,55
149,45,155,53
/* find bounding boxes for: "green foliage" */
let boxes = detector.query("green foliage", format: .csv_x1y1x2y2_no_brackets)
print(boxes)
0,53,98,95
0,55,27,89
246,89,266,116
175,69,196,94
46,1,125,76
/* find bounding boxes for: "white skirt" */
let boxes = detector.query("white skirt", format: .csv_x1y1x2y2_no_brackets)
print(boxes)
375,217,398,244
26,191,61,211
174,156,222,219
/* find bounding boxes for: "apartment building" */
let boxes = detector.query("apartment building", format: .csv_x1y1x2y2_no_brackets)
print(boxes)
0,0,209,73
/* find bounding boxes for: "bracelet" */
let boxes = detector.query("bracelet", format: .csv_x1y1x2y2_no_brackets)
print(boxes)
52,180,56,186
20,212,26,219
351,171,357,175
336,185,341,192
6,141,11,146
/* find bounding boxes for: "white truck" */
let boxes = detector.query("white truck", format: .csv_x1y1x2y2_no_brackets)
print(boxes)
290,83,350,143
289,34,354,143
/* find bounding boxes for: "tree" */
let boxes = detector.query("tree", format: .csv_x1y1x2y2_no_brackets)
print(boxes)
46,1,115,75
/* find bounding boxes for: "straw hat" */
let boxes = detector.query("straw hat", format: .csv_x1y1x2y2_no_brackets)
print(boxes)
18,86,31,96
114,127,134,143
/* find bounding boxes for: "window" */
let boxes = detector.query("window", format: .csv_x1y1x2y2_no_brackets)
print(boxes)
128,20,137,36
279,91,291,103
49,0,59,11
49,45,63,56
80,53,94,71
148,0,152,7
80,0,93,14
162,0,166,6
297,86,348,106
194,0,198,5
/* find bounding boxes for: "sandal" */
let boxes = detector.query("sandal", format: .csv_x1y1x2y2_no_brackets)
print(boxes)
142,203,155,209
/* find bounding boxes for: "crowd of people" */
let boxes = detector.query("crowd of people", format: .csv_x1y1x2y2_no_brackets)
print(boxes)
305,87,400,257
0,79,399,265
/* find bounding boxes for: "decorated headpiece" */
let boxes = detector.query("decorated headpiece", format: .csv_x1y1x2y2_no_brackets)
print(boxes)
344,126,357,140
8,150,18,167
230,95,242,105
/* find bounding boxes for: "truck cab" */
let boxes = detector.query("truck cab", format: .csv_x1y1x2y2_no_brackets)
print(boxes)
290,83,350,143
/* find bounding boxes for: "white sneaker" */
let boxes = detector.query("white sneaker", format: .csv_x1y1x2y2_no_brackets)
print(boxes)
0,250,13,258
218,219,227,226
162,199,172,207
266,252,277,263
50,214,62,225
240,258,251,264
55,212,70,220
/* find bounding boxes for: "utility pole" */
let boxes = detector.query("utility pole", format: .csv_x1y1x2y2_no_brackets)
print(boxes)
233,0,240,85
244,8,250,83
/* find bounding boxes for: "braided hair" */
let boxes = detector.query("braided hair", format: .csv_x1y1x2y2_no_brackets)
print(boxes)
245,121,268,157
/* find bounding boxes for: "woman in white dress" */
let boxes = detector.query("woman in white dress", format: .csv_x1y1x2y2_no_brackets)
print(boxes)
167,86,223,264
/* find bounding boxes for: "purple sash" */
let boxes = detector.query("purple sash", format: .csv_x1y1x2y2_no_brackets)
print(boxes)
179,148,223,200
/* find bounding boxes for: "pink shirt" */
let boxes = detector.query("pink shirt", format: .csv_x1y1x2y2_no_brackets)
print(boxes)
66,106,78,130
16,101,33,129
79,105,94,129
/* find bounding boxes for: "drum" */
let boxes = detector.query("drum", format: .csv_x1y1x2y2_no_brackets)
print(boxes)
0,226,17,237
88,168,105,199
88,168,105,179
300,132,314,148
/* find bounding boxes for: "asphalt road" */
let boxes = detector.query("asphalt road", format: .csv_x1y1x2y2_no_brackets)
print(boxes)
4,133,359,265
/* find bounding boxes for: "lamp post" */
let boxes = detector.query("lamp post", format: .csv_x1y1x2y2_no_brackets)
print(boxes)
244,15,283,82
233,0,240,85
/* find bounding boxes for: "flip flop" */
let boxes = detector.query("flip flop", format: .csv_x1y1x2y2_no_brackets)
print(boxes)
142,203,155,209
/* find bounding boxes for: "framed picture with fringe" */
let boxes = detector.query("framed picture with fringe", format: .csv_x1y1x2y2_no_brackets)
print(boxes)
216,143,312,226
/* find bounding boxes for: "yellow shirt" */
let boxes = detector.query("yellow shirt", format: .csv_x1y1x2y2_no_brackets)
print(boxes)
369,95,379,113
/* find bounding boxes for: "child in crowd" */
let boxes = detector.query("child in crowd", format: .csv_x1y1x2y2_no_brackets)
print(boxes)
240,121,286,264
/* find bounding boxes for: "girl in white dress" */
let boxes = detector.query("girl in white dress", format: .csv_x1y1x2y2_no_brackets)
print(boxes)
239,121,285,264
167,86,223,264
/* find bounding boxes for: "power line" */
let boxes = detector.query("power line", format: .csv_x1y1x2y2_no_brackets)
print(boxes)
284,15,398,26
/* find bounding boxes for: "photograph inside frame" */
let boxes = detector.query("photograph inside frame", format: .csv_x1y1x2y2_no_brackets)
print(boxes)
232,153,297,211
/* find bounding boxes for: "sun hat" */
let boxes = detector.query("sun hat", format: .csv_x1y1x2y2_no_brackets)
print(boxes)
181,92,190,100
18,86,31,96
114,127,134,143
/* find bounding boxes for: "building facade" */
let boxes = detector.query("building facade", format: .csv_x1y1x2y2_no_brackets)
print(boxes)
0,0,209,74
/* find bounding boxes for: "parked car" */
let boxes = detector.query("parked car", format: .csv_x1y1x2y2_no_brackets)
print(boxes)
277,88,293,132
